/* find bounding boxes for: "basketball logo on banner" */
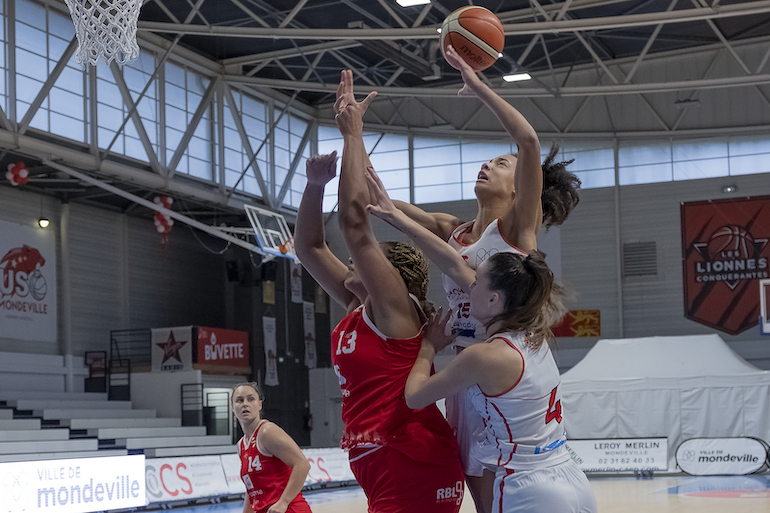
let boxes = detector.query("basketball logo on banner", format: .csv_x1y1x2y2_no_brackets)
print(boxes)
681,196,770,335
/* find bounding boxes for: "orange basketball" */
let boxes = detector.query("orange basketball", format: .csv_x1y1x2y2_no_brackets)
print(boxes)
440,6,504,72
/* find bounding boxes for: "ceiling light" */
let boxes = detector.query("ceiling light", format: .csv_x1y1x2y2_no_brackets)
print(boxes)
38,217,50,228
722,185,737,193
397,0,431,6
503,73,532,82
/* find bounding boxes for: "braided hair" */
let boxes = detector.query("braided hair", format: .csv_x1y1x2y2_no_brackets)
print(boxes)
380,241,434,317
541,143,580,229
484,251,567,350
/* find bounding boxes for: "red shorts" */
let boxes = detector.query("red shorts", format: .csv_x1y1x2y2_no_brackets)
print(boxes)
253,494,311,513
349,446,465,513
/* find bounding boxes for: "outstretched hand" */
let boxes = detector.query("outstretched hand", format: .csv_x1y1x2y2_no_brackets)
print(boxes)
305,151,338,186
444,45,484,97
365,165,399,225
334,69,377,136
422,307,458,354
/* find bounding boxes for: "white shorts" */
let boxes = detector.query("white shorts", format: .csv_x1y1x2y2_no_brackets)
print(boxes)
445,387,487,477
493,460,597,513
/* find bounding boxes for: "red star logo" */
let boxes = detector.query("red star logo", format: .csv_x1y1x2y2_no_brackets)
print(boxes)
156,331,187,364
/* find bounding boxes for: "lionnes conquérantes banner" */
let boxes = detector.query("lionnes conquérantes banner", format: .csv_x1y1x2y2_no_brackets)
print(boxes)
0,219,57,343
681,196,770,335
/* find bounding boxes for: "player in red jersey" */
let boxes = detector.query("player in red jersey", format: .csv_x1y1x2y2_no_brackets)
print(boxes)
232,382,312,513
294,70,464,513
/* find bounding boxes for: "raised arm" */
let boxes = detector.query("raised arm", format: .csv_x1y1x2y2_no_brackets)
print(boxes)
366,165,475,293
294,151,357,310
446,44,543,250
335,70,422,337
391,200,462,242
259,422,311,513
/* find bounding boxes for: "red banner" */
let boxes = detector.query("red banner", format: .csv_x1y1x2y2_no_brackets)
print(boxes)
195,326,250,374
551,310,601,337
681,196,770,335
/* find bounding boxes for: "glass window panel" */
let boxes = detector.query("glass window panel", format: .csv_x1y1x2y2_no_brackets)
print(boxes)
48,35,70,61
124,136,145,161
275,167,288,187
97,79,123,109
318,124,339,141
414,183,462,204
619,141,670,166
165,63,185,87
290,116,307,137
371,133,408,153
188,136,210,161
58,66,84,94
165,105,187,130
376,169,410,190
193,117,211,139
573,169,615,189
136,99,157,120
673,138,727,161
619,163,672,185
729,135,770,156
99,128,123,153
188,157,211,180
188,72,208,95
166,83,186,110
224,127,242,150
225,148,243,170
413,164,462,187
166,128,183,152
49,11,76,39
15,22,45,52
124,119,139,139
413,136,459,149
16,0,44,26
563,148,614,172
318,137,341,155
187,91,202,110
49,87,83,119
16,74,42,103
461,161,486,183
175,156,188,174
462,181,476,200
322,195,338,213
123,67,152,93
15,48,47,78
243,175,259,195
673,158,728,180
387,188,411,203
413,144,460,167
97,103,123,132
50,112,83,141
461,141,512,162
243,115,266,140
27,103,47,131
369,150,408,172
225,169,244,188
729,154,770,175
275,147,290,169
274,127,289,149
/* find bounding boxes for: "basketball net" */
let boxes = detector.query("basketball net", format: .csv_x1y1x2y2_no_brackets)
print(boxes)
64,0,143,66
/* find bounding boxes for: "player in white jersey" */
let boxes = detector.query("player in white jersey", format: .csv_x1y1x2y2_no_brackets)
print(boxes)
390,45,581,513
366,165,597,513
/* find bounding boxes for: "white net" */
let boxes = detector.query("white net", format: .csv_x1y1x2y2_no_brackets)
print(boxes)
64,0,143,66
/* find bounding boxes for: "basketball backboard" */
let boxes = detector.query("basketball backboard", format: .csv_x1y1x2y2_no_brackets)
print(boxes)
761,278,770,335
244,205,298,262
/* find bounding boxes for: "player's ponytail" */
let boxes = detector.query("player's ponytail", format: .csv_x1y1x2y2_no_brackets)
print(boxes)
541,143,580,229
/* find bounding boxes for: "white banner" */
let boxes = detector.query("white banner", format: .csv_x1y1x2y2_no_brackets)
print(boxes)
0,455,145,513
151,326,193,372
676,437,768,476
565,438,668,472
144,456,228,503
0,219,57,343
221,447,354,490
290,262,303,303
303,301,317,369
263,316,279,386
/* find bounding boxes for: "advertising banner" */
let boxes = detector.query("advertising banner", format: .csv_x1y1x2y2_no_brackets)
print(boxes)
290,261,303,303
145,455,228,503
303,301,317,369
564,438,668,472
196,326,250,375
0,455,145,513
676,437,768,476
551,310,601,337
151,326,194,372
263,317,279,386
0,219,57,343
681,196,770,335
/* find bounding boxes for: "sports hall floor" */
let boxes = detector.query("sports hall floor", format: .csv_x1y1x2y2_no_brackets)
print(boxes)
166,473,770,513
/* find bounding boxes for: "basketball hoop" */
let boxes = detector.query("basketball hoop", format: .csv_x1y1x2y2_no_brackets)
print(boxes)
64,0,143,66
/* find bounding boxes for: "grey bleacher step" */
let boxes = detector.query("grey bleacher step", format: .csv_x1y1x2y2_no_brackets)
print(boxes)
0,410,13,420
15,399,132,410
0,439,98,454
0,419,41,430
0,392,108,402
145,445,238,458
41,409,157,420
0,449,128,463
0,428,69,442
90,426,206,439
66,418,181,429
126,435,231,450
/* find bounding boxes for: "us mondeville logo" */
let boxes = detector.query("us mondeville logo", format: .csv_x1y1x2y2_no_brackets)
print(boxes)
1,244,49,303
691,224,768,290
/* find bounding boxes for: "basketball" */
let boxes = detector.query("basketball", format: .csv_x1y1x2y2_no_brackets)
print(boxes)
28,270,47,301
707,224,754,260
440,6,505,72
